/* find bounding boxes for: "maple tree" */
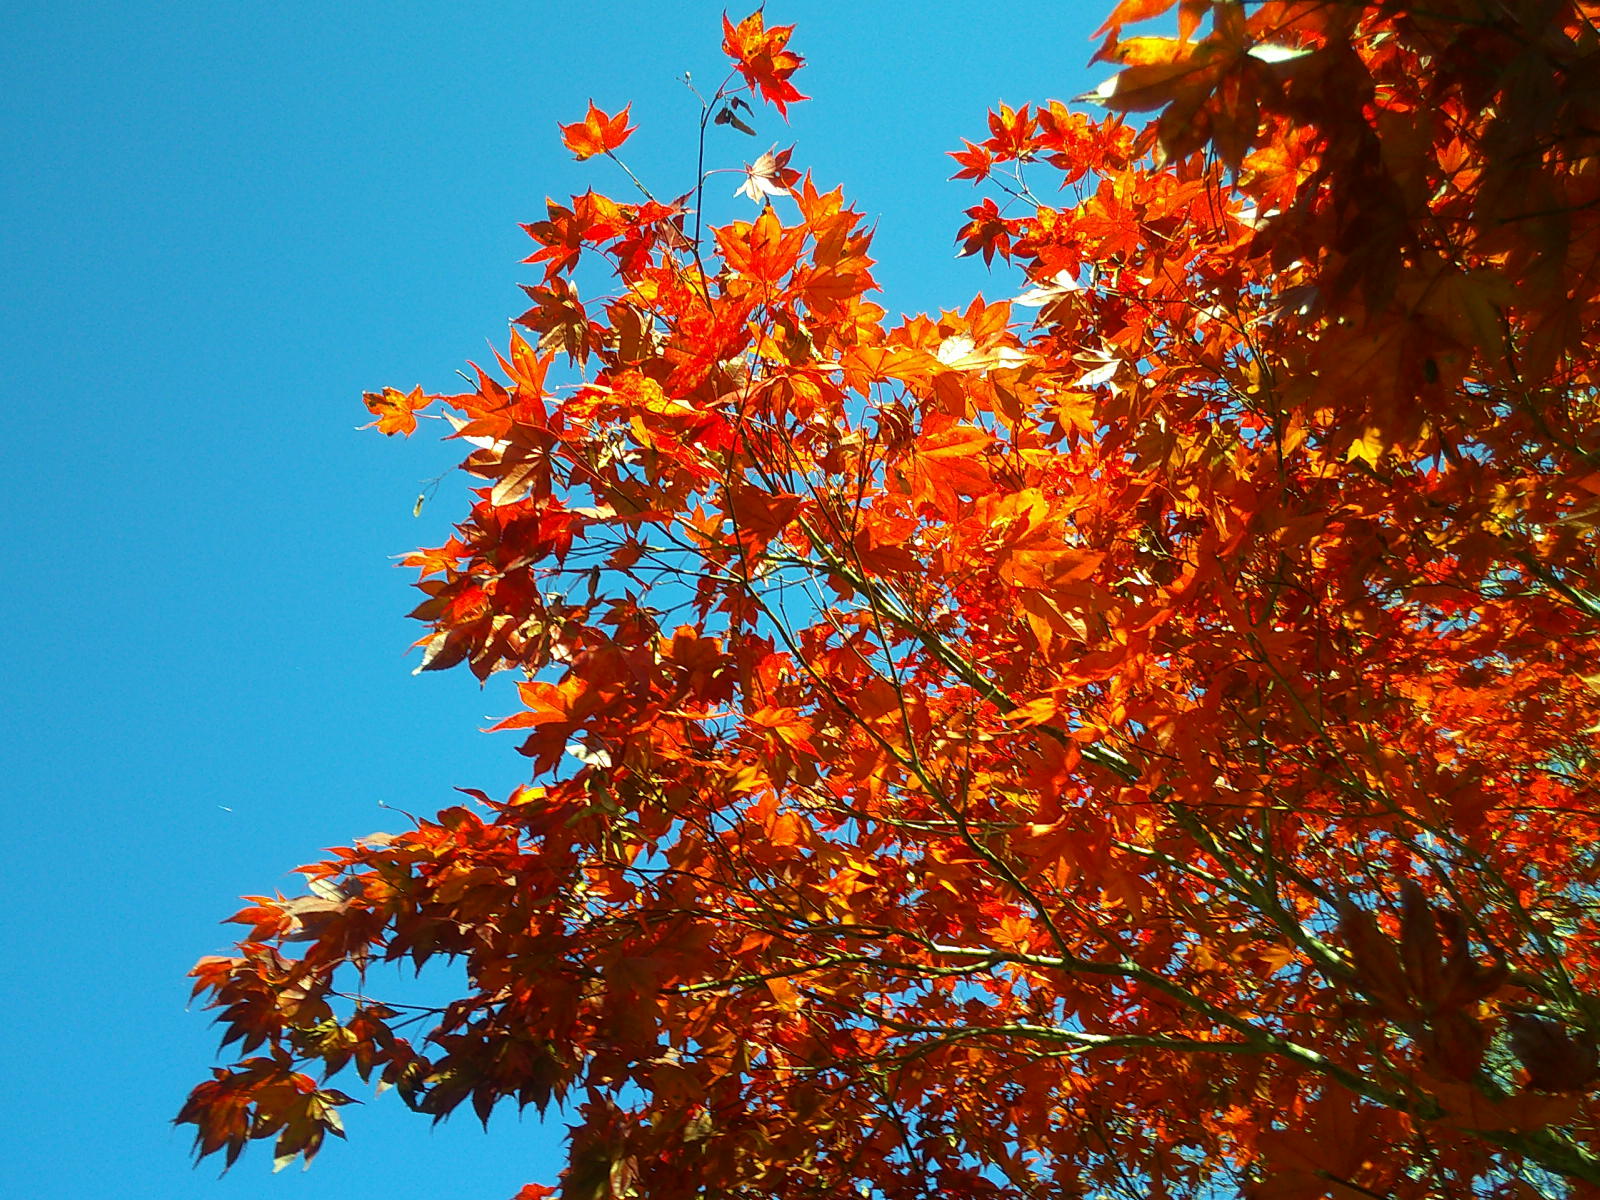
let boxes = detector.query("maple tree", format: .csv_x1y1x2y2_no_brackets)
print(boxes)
179,2,1600,1196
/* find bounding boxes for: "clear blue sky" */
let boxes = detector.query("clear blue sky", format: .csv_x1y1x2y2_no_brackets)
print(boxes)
2,3,1102,1196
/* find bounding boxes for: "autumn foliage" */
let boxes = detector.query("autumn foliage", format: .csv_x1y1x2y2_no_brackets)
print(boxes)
183,3,1600,1196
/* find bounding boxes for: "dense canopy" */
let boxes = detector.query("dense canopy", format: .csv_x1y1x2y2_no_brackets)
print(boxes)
181,3,1600,1196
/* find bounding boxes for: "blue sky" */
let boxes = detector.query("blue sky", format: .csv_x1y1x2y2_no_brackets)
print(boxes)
2,3,1103,1196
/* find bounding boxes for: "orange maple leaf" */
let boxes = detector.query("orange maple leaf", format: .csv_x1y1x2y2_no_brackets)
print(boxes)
361,385,431,436
1092,0,1180,38
949,138,995,183
748,704,817,755
722,10,809,119
559,101,636,161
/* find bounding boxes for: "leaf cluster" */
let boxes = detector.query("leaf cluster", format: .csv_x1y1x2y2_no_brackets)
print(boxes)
182,4,1600,1197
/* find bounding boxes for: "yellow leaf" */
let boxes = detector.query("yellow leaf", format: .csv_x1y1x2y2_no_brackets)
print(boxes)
1345,427,1387,467
765,975,803,1012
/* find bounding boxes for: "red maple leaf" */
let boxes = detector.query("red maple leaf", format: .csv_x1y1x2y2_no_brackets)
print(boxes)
559,101,636,161
361,385,431,436
721,10,809,118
